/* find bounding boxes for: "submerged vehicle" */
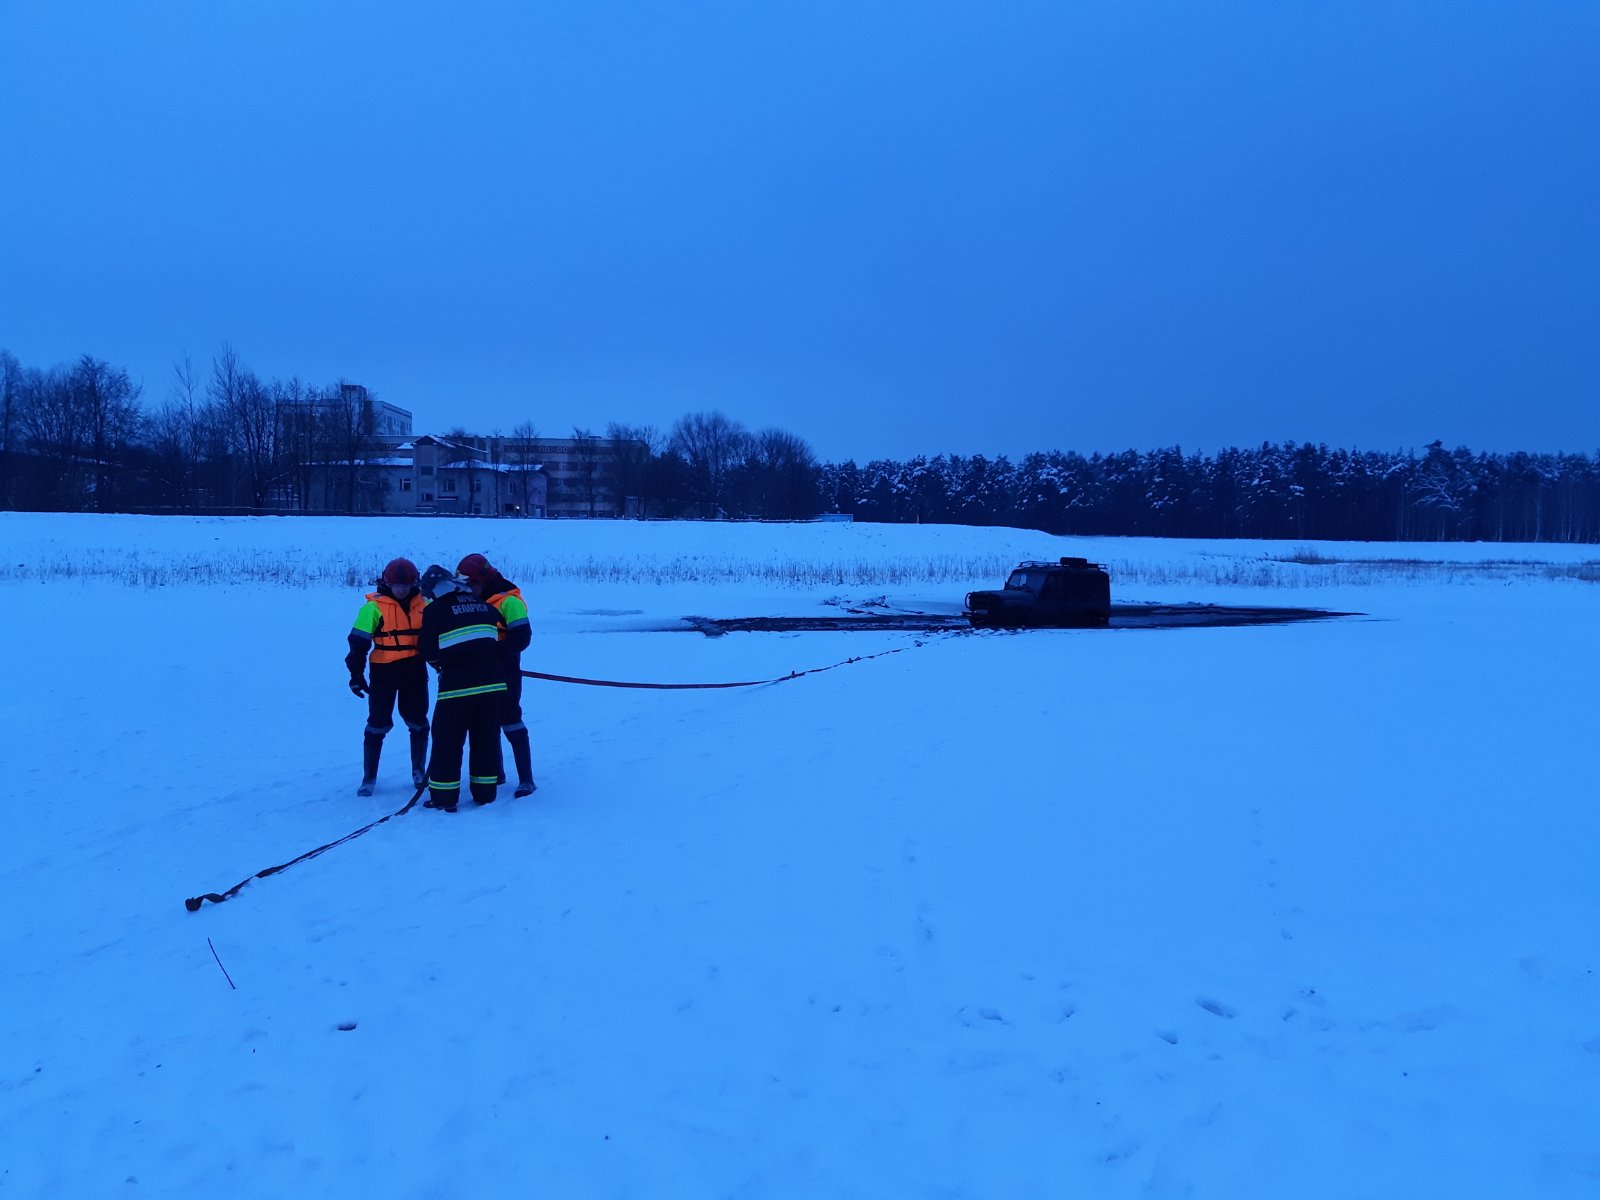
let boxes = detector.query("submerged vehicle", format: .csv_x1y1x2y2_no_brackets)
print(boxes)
965,557,1111,627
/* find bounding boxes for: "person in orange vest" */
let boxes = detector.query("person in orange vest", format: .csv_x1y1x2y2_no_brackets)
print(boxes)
456,553,536,796
344,557,430,796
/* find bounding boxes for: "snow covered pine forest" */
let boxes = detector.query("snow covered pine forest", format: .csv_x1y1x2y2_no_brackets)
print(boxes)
2,513,1597,1198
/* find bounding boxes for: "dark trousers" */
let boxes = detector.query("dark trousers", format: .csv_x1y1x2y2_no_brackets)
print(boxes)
362,658,430,782
499,667,524,725
498,660,534,786
427,691,502,806
366,658,429,739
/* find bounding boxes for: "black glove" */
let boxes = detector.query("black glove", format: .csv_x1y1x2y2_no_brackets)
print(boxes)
349,675,369,697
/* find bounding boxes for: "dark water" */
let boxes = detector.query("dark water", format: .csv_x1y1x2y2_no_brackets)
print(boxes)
680,604,1360,636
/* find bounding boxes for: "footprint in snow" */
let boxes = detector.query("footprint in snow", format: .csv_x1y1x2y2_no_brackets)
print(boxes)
1100,1137,1142,1164
1196,998,1237,1019
956,1006,1010,1027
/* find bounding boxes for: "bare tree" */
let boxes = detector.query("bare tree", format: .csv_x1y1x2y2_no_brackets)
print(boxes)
486,428,504,516
271,375,320,510
16,364,85,508
324,381,380,512
0,349,19,509
208,343,281,508
71,354,143,510
570,426,603,517
668,410,749,516
509,419,541,516
745,427,821,519
148,355,216,508
442,426,479,515
605,422,659,519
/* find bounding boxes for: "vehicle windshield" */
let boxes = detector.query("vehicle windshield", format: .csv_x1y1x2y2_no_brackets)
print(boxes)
1004,570,1046,592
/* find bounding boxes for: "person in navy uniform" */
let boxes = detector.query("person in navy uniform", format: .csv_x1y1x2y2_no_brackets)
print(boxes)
456,553,536,796
416,564,509,812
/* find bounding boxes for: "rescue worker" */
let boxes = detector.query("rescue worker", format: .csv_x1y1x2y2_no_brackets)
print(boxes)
344,557,429,796
416,563,509,812
456,552,536,796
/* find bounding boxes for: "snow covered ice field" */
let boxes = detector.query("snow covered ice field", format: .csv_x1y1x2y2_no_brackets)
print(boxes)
2,513,1597,1199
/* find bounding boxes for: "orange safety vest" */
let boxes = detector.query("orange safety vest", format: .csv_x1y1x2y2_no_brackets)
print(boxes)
367,592,425,664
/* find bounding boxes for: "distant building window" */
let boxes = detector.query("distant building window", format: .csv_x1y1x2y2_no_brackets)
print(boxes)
421,465,434,476
421,492,435,503
472,478,482,494
443,478,457,493
400,478,413,492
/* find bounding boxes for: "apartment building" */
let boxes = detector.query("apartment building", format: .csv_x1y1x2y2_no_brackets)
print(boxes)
297,390,639,517
361,435,546,516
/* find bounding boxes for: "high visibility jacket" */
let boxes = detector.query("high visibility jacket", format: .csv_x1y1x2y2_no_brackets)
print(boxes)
420,593,510,700
350,590,427,665
482,576,533,656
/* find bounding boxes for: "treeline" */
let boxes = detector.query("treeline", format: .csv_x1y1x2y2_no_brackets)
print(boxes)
3,346,1595,540
0,345,386,512
0,347,825,520
819,443,1600,543
614,411,822,521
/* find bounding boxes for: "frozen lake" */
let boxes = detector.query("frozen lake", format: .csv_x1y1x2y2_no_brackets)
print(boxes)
3,514,1596,1198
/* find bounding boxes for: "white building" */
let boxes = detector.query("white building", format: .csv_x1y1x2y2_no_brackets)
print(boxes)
366,435,549,517
365,434,640,518
298,396,642,517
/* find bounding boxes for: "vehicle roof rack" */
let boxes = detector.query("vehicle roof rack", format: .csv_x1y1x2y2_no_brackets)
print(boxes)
1016,557,1107,571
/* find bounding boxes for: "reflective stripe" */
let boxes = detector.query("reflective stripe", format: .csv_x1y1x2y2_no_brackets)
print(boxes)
364,723,392,736
502,721,527,733
350,627,374,641
437,683,508,700
438,624,499,648
469,775,499,784
428,778,461,790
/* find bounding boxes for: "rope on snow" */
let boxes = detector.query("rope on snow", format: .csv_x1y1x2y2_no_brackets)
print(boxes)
183,636,948,913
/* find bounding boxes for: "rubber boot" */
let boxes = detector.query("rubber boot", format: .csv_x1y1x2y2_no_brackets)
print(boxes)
507,726,537,797
357,733,383,796
408,727,429,789
423,785,458,813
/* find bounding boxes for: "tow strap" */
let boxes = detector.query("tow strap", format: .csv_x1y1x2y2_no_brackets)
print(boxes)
520,642,922,689
184,782,427,911
184,638,941,913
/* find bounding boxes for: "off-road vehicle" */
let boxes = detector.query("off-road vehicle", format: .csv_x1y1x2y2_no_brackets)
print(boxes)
965,557,1111,627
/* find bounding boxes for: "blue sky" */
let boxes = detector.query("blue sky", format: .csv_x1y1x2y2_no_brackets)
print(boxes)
1,1,1595,461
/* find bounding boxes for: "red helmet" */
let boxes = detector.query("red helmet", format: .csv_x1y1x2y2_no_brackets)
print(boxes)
456,553,493,585
381,557,419,587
